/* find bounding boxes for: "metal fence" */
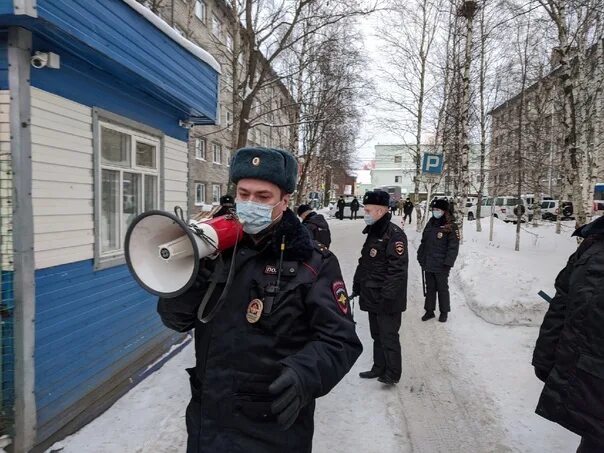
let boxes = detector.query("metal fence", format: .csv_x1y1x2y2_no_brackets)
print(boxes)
0,125,14,437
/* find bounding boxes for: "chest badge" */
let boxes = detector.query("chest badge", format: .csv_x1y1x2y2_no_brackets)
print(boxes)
246,299,264,323
369,248,378,257
437,232,444,239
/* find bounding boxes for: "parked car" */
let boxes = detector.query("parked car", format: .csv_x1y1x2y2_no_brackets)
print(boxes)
328,195,364,219
522,194,553,221
471,196,528,223
541,200,574,221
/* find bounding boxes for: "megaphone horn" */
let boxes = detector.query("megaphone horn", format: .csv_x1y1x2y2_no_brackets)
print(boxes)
125,209,243,298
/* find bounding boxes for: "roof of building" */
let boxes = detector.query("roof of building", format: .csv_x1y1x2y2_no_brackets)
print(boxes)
124,0,221,73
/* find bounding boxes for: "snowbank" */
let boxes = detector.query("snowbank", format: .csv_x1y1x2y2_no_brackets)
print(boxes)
452,219,578,326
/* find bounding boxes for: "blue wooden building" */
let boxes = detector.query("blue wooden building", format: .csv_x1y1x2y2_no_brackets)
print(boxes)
0,0,219,450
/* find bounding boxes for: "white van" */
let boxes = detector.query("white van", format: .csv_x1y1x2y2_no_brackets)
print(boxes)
469,196,527,222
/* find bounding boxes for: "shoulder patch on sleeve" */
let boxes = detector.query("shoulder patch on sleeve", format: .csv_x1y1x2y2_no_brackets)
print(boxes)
395,241,405,255
331,280,349,315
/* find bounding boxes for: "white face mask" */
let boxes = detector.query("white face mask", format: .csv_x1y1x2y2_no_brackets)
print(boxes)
432,209,444,219
235,199,282,234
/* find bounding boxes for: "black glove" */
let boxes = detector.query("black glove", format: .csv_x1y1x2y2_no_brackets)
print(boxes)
350,292,359,299
269,367,308,430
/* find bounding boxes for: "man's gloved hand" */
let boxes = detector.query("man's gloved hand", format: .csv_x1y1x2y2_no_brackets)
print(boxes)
349,292,359,299
269,367,308,430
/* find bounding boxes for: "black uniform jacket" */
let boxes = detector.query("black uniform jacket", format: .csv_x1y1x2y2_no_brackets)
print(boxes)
352,213,408,313
350,199,360,212
157,209,362,453
403,201,414,214
302,211,332,248
417,216,460,273
532,216,604,442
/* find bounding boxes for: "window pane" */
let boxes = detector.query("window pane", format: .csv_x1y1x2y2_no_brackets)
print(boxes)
101,169,120,252
123,173,142,240
212,184,221,203
136,141,156,168
144,175,158,211
102,127,131,166
196,183,205,204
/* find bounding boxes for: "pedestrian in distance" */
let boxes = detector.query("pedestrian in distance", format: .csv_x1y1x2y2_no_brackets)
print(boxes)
337,195,346,220
350,196,360,220
389,198,397,215
157,147,362,453
352,190,408,386
297,204,332,248
403,198,414,225
396,199,404,216
532,215,604,452
417,199,460,323
212,194,236,218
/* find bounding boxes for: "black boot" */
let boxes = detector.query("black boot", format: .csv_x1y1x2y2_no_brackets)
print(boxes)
359,368,383,379
439,312,448,323
421,311,435,321
378,375,399,385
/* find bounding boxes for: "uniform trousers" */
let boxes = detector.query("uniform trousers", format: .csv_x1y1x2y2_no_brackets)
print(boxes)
424,271,451,313
368,312,402,380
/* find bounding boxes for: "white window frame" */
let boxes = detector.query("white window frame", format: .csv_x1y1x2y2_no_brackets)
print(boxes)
226,110,233,130
212,14,222,38
94,117,162,269
195,182,206,206
212,184,222,204
195,137,207,160
213,143,222,164
195,0,207,23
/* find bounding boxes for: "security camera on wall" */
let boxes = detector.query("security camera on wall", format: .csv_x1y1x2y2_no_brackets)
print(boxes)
31,51,61,69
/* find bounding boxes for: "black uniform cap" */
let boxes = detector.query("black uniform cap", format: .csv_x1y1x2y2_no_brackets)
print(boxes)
220,194,234,206
432,199,449,211
230,147,298,194
297,204,312,216
363,190,390,207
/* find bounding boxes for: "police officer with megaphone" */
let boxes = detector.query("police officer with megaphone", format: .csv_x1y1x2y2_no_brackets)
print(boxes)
156,147,362,453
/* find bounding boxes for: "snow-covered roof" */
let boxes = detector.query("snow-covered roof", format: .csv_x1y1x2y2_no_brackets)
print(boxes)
122,0,221,74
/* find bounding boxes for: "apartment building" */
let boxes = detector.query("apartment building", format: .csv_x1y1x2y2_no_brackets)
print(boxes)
144,0,297,214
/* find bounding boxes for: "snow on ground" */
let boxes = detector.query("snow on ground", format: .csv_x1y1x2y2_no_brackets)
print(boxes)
49,215,580,453
454,219,578,326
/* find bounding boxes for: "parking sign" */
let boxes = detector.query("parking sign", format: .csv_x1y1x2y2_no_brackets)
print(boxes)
422,153,443,175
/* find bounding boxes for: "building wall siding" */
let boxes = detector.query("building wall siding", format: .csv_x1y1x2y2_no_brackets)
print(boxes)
34,259,173,445
30,88,94,270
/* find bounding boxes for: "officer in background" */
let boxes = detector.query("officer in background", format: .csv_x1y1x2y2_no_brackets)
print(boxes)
403,198,414,224
352,190,408,385
297,204,332,248
350,196,360,220
158,147,362,453
417,199,460,323
212,194,236,218
337,196,346,220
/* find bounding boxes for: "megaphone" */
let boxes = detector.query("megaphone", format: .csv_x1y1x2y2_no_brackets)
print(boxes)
125,210,243,298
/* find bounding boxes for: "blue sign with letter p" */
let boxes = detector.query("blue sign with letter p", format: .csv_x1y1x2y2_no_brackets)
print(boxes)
422,153,443,174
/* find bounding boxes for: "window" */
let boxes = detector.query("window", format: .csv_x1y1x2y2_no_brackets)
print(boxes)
195,182,206,206
225,149,231,167
226,33,234,52
226,110,233,130
394,156,402,163
98,122,160,262
212,184,222,203
195,138,206,160
213,143,222,164
195,0,206,22
212,14,222,37
395,176,402,183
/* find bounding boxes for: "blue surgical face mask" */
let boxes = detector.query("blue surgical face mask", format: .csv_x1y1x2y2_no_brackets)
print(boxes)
236,199,282,234
364,213,376,225
432,209,444,219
